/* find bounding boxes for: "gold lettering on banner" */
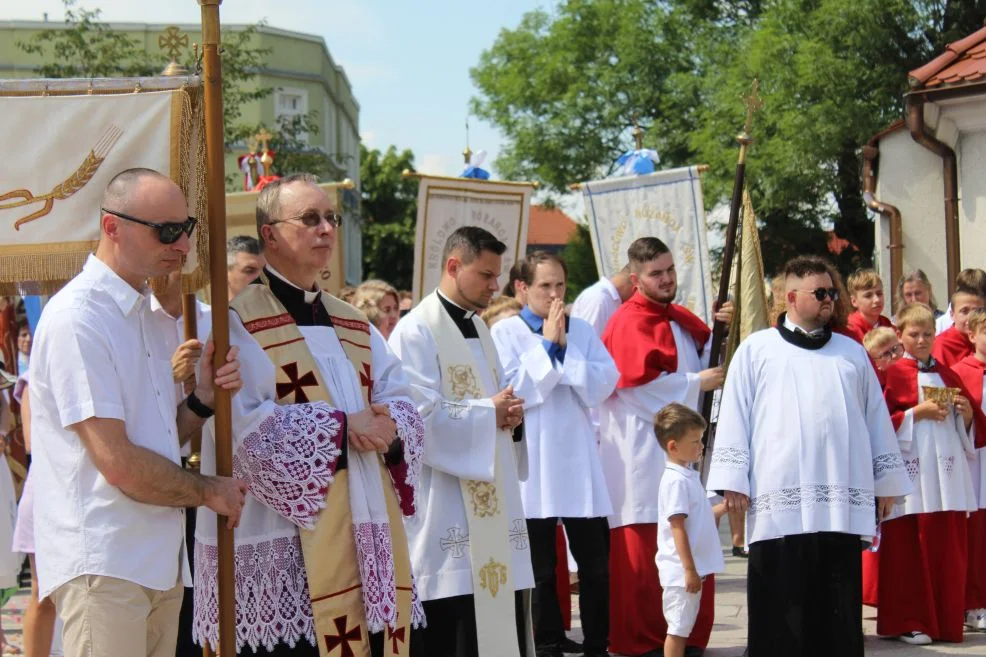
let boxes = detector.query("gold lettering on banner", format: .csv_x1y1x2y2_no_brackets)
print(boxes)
478,558,509,598
680,242,696,266
608,220,628,273
633,204,682,232
466,480,500,517
1,126,123,230
448,365,482,400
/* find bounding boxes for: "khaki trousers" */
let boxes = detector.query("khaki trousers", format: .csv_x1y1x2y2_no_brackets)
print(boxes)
52,575,184,657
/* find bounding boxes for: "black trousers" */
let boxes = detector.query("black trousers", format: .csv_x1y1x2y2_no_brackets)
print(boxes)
526,517,609,653
176,507,198,657
748,532,863,657
410,592,528,657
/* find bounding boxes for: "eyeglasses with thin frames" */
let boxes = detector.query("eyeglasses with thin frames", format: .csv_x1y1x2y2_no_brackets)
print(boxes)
101,207,197,245
877,343,904,361
795,287,840,302
270,210,343,229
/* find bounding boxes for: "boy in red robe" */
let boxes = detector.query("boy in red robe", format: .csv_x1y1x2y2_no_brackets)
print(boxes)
874,303,982,645
951,307,986,632
847,268,893,338
935,287,985,368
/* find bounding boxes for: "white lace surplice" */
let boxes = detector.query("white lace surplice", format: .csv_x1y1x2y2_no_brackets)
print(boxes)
889,371,977,519
706,329,913,546
194,316,423,653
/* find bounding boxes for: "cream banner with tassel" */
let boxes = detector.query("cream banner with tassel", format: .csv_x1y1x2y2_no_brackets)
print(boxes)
411,175,533,302
0,78,206,294
581,165,714,323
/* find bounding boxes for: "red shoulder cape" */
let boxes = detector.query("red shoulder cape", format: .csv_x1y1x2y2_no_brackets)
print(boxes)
952,355,985,410
932,326,972,369
602,291,711,389
884,357,986,446
847,311,893,340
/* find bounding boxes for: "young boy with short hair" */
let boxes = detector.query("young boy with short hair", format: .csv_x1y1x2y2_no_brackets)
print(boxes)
935,287,986,367
654,403,725,657
847,269,893,340
952,307,986,630
874,303,980,644
863,326,903,386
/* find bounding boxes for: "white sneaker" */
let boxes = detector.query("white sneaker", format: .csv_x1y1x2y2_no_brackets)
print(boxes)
977,610,986,631
966,609,986,631
898,631,932,645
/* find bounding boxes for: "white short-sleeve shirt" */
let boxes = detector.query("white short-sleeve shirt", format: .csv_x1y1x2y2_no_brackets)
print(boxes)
30,255,190,600
656,462,725,587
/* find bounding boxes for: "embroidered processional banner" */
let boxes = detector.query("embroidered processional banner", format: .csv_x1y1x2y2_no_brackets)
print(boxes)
581,165,714,323
0,77,207,295
411,175,534,302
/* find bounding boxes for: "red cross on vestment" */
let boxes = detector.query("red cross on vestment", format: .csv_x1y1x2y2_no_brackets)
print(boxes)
387,624,406,655
276,362,318,402
359,362,374,397
324,615,362,657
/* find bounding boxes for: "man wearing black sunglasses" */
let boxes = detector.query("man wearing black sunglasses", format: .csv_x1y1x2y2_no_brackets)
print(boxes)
707,255,912,657
27,168,248,657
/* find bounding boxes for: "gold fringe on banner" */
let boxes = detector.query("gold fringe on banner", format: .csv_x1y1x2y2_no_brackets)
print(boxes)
0,79,208,296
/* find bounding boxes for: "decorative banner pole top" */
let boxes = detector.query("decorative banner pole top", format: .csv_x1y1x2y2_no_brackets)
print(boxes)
737,79,763,162
631,120,644,151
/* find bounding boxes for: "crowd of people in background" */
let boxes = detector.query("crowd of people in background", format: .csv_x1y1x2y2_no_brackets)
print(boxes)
1,168,986,657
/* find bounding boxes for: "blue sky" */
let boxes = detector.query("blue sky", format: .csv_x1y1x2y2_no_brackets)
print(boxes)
18,0,551,178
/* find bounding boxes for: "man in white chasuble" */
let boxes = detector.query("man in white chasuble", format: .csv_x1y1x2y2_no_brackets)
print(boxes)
389,227,535,657
194,174,426,657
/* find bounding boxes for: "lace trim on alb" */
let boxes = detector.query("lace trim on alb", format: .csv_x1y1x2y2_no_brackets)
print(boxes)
233,402,344,529
710,446,749,469
750,485,874,516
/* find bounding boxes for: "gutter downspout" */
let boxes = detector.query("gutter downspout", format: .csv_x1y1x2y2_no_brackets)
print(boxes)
905,94,960,297
861,143,903,304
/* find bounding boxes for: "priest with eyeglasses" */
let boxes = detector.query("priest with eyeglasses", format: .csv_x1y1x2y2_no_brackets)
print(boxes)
193,173,425,657
706,254,913,657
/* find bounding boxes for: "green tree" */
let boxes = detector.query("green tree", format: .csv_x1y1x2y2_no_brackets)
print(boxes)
267,111,346,181
471,0,986,277
18,0,273,149
359,143,419,290
562,223,599,299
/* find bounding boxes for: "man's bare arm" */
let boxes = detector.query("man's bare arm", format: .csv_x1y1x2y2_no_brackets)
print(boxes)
175,401,206,445
72,416,248,526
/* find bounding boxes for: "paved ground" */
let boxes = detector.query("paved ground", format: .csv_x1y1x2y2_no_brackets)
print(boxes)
2,522,984,656
568,521,986,656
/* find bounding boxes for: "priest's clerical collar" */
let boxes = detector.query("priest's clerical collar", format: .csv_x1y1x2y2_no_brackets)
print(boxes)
266,265,321,304
776,312,831,350
263,266,331,327
437,289,479,338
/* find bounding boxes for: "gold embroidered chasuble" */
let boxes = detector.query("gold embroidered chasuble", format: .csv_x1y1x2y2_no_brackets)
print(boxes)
232,280,414,657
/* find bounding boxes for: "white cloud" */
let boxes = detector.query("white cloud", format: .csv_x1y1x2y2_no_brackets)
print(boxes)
419,153,452,177
360,130,376,148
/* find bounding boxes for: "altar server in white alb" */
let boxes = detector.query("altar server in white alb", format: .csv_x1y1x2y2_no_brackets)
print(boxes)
390,226,535,657
570,265,635,337
194,175,425,657
706,255,913,657
491,251,619,657
598,237,729,657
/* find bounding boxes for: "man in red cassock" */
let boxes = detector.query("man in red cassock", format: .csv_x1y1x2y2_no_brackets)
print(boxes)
597,237,731,657
934,288,984,367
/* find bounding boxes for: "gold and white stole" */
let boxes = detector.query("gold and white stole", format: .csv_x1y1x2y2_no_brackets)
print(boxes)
232,281,415,657
417,291,533,657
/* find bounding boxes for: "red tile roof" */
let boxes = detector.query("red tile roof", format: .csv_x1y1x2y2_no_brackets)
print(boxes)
909,26,986,89
528,205,578,246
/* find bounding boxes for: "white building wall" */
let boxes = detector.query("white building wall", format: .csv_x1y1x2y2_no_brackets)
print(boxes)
874,129,948,300
957,130,986,271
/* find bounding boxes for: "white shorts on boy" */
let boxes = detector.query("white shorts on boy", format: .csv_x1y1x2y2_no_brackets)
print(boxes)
663,584,703,637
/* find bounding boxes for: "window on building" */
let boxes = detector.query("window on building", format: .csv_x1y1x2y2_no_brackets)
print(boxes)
275,88,309,142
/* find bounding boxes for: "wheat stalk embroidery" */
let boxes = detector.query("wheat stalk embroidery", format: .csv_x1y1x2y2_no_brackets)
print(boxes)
0,126,123,230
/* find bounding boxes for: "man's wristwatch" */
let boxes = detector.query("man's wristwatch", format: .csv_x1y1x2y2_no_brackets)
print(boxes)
186,391,215,419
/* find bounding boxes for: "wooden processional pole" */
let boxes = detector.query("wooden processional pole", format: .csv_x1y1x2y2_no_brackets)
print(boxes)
699,80,761,485
199,1,235,654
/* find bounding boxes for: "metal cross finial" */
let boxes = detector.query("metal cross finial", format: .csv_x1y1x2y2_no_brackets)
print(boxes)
743,79,763,136
254,128,273,150
158,26,190,62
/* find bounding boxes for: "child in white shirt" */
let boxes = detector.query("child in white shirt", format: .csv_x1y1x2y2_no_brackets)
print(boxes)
655,403,726,657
